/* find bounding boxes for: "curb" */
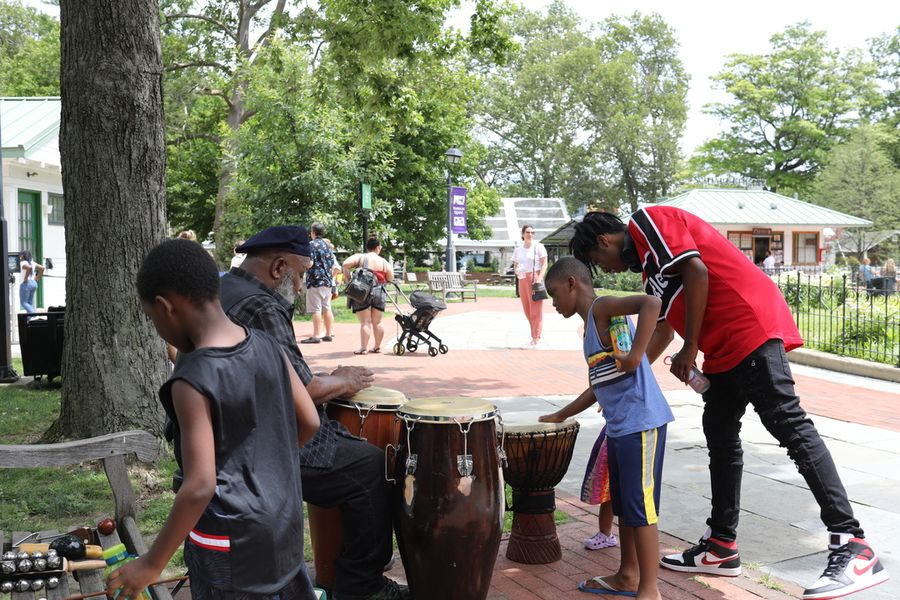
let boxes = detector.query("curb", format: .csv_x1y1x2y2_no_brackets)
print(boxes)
788,348,900,383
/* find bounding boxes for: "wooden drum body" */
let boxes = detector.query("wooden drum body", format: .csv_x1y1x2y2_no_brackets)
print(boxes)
501,419,580,564
307,386,406,591
392,397,503,600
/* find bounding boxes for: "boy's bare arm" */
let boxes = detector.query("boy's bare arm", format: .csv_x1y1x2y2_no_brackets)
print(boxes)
646,320,674,364
594,294,662,372
106,381,216,599
669,257,708,381
284,353,320,445
539,387,597,422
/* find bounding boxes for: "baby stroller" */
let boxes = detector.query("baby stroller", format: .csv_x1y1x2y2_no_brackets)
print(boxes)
389,285,448,357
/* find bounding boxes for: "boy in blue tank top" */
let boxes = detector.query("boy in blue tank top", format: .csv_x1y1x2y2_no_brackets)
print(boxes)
540,257,673,600
107,239,321,600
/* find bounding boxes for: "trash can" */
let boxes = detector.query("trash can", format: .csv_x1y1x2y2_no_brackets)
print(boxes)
17,308,65,382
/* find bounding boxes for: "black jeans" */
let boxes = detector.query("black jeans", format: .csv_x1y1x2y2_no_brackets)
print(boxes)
302,436,392,600
702,339,862,542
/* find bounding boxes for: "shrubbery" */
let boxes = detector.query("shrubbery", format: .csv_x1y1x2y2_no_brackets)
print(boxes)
592,270,644,292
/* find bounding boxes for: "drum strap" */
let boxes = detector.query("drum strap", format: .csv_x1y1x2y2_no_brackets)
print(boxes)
511,489,556,514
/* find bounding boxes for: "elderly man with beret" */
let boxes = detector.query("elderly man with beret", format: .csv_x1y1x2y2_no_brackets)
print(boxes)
220,226,407,600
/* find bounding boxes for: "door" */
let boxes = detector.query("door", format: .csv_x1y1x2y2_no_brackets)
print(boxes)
18,190,43,308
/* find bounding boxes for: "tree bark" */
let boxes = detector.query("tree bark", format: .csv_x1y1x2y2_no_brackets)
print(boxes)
56,0,168,439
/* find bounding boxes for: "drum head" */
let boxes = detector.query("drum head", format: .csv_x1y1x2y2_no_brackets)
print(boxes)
331,386,407,411
399,397,497,423
501,410,577,434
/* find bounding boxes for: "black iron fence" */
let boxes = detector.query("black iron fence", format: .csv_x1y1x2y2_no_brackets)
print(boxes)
773,272,899,366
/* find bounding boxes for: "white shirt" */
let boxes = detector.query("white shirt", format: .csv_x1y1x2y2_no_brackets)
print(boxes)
763,255,775,270
512,242,547,278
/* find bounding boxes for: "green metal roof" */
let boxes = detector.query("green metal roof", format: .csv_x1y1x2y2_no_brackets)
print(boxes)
658,188,872,228
0,97,61,159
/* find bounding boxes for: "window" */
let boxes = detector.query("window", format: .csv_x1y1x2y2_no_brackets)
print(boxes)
48,193,64,225
793,232,819,264
727,231,753,261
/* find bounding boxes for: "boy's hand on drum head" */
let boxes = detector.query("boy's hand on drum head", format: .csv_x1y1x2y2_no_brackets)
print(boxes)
539,412,565,423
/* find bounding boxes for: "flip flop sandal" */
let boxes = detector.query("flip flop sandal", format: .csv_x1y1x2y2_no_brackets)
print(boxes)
321,336,333,342
300,337,321,344
577,576,637,596
353,349,368,355
371,347,381,353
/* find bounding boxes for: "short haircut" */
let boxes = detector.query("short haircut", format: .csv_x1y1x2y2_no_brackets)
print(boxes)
546,256,593,288
137,239,220,304
311,223,326,237
365,237,380,251
569,212,626,268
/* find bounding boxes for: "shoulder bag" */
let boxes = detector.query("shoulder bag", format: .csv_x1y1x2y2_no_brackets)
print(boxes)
344,256,378,303
531,244,549,301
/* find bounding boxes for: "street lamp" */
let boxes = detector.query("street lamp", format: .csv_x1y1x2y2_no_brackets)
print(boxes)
444,147,462,272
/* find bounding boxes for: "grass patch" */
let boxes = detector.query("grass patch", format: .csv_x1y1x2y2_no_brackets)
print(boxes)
758,571,784,591
502,484,569,533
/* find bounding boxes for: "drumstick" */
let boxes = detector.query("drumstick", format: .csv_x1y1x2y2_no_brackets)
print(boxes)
61,575,189,600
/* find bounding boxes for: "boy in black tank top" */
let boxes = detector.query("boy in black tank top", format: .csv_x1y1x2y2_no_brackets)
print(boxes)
106,239,320,600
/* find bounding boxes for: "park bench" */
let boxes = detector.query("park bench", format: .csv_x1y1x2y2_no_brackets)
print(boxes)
426,271,478,302
0,430,176,600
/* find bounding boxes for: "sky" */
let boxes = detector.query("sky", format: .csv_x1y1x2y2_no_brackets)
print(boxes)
23,0,899,155
493,0,899,154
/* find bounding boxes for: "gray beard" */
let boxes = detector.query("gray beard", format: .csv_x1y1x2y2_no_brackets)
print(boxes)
276,269,298,304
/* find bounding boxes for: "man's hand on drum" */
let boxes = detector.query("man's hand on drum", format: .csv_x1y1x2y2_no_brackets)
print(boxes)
331,365,374,393
539,412,566,423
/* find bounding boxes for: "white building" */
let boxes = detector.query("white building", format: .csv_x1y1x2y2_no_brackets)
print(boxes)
1,97,66,322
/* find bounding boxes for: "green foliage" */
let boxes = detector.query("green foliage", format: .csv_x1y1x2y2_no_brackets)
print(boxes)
826,316,888,349
592,270,644,292
811,125,900,234
0,0,60,95
691,23,878,195
475,2,688,213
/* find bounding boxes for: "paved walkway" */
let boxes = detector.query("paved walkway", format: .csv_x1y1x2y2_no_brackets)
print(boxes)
297,296,899,599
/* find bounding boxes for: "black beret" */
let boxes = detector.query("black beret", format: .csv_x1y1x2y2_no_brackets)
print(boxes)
236,226,310,257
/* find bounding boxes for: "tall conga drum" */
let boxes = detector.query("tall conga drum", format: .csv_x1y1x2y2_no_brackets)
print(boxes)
501,418,580,564
308,386,406,591
392,397,504,600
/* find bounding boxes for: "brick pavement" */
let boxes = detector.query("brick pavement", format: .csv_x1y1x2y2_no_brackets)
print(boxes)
294,295,896,598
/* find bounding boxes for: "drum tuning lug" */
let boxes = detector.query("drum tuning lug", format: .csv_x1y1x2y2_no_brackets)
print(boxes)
496,446,508,467
457,454,473,477
405,453,418,475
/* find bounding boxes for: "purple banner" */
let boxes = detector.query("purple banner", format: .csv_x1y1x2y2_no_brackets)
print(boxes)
451,186,468,234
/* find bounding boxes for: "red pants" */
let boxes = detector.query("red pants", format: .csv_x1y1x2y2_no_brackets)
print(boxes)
518,273,544,341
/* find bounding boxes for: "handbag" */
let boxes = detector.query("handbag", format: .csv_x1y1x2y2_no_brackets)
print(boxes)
530,244,549,301
344,256,377,303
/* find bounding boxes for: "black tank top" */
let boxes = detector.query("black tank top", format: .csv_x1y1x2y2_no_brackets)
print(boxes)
160,329,307,593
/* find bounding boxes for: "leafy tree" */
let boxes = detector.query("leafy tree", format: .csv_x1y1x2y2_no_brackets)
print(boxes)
55,0,168,438
867,27,900,167
0,0,60,95
811,125,900,260
474,1,593,207
691,23,877,195
580,12,688,212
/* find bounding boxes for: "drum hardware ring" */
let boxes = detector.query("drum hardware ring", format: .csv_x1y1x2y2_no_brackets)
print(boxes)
403,416,420,475
495,415,508,468
454,418,475,477
384,444,397,483
352,402,375,441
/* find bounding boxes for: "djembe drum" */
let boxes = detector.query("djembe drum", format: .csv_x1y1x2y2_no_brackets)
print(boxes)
307,386,407,591
391,397,504,600
501,418,580,564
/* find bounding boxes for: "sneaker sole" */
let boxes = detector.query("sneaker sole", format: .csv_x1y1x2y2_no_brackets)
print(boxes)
659,560,742,577
802,570,890,599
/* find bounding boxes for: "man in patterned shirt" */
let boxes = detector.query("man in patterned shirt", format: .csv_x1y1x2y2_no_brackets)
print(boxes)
220,226,408,600
301,223,337,343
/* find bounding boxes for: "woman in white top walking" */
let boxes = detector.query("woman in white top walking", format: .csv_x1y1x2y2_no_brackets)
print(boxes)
511,224,548,347
19,250,44,313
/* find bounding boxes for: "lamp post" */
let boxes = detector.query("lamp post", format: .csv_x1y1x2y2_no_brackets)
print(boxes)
444,147,462,272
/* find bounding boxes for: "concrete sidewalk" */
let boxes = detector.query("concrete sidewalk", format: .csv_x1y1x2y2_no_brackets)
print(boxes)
298,296,899,599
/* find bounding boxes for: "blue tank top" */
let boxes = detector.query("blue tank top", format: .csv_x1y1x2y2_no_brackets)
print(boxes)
584,301,674,437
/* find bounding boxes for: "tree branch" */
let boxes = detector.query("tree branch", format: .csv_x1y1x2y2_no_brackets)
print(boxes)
165,13,238,43
166,61,232,76
249,0,287,65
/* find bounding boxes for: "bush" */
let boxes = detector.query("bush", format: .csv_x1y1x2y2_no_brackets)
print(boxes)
592,270,644,292
824,316,889,352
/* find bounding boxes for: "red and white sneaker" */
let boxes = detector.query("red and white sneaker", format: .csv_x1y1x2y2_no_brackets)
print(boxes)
659,529,741,576
802,534,889,599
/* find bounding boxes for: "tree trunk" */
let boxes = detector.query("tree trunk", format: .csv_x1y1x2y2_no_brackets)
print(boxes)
55,0,168,439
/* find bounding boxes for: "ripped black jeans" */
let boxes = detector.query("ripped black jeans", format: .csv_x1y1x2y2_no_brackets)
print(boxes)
702,339,862,542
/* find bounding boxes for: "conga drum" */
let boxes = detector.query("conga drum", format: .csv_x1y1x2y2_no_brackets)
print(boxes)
392,397,504,600
501,418,580,564
307,386,407,591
